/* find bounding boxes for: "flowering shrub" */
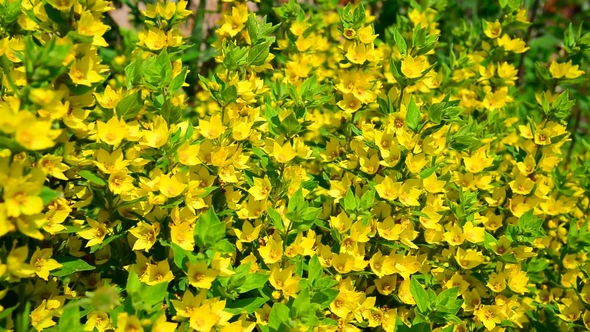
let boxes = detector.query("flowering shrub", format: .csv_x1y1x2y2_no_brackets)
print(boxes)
1,0,590,331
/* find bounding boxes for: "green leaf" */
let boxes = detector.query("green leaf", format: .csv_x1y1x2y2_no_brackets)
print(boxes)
167,242,198,271
281,113,301,137
58,304,81,332
169,67,188,92
116,91,143,120
237,273,269,293
342,188,357,212
268,302,290,331
79,170,106,186
160,98,182,125
409,276,429,313
308,255,322,284
247,41,271,66
268,207,285,231
291,287,310,318
40,186,61,205
194,208,226,248
483,231,498,252
359,189,375,210
393,27,407,56
225,297,267,315
288,188,306,213
311,289,338,308
406,97,420,132
51,257,96,277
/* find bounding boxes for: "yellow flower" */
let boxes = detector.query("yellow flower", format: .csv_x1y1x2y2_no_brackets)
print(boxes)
129,221,160,252
455,248,484,269
97,117,127,146
77,11,110,47
69,55,105,86
170,221,195,251
30,300,56,331
272,141,297,164
549,60,585,79
258,234,283,265
15,115,61,150
158,172,187,198
30,247,62,281
84,311,111,332
187,261,219,289
375,176,401,201
248,176,272,201
108,170,135,195
78,218,108,247
177,141,201,166
401,54,427,78
3,181,44,218
152,313,178,332
337,93,362,113
198,114,226,140
142,116,169,148
483,19,502,39
115,313,144,332
507,266,529,294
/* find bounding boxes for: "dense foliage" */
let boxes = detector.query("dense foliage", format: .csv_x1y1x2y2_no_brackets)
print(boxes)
0,0,590,331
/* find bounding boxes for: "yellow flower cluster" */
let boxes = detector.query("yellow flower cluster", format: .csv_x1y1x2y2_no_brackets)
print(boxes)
0,0,589,331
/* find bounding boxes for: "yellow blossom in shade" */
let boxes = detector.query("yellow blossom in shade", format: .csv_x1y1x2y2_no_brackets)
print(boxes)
97,117,127,146
115,313,144,332
487,271,507,293
30,300,56,331
129,222,160,252
78,218,108,247
455,248,485,269
549,60,585,79
375,275,397,295
483,19,502,38
258,234,283,265
187,261,219,289
30,247,62,281
211,252,235,277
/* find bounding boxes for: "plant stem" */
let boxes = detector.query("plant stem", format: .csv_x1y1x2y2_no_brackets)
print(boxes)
517,0,542,87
